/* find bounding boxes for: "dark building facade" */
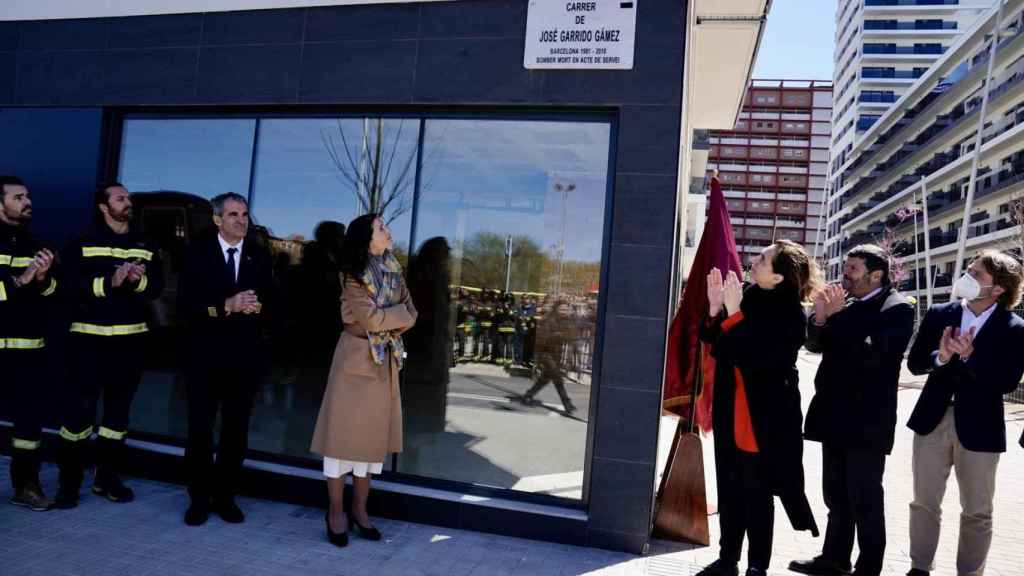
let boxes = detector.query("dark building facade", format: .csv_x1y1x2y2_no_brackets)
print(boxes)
0,0,687,553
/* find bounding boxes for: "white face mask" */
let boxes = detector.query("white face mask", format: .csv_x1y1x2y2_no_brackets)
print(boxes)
951,273,993,301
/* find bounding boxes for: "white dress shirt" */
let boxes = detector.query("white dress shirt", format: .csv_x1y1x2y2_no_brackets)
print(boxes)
217,234,244,282
859,286,884,302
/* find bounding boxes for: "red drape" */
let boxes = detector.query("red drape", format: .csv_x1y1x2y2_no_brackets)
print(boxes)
663,176,743,433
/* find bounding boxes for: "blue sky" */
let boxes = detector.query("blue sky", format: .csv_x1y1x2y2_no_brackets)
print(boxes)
753,0,837,82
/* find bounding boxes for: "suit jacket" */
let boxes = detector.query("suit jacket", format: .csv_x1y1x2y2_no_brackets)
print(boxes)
804,287,915,454
177,232,278,367
908,301,1024,453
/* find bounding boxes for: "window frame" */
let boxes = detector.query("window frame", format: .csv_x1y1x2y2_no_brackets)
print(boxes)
102,105,620,509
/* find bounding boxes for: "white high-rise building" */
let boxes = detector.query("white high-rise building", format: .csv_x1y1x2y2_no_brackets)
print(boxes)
824,0,1024,300
831,0,989,172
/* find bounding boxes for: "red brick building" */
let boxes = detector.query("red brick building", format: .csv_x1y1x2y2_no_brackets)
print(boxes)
706,80,833,260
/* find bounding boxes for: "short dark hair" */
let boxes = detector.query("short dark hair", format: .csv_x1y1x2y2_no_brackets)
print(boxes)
94,181,126,206
211,192,248,216
0,175,26,200
846,244,890,285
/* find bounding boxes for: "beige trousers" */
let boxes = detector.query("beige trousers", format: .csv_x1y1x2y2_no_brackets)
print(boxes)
909,408,1000,576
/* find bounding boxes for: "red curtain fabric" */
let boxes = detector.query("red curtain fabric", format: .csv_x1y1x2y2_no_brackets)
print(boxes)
663,176,743,433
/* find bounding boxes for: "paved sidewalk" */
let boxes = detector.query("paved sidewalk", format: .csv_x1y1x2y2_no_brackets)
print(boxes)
2,351,1024,575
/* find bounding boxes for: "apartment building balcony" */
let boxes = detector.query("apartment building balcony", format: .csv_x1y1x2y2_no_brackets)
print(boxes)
865,0,960,6
839,16,1024,184
863,20,959,31
840,70,1024,209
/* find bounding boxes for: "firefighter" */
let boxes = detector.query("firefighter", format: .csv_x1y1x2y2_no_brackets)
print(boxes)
0,176,58,511
454,292,468,361
54,183,164,509
497,295,516,365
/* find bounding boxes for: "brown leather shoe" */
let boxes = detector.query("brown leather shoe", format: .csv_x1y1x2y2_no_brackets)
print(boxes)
9,483,53,511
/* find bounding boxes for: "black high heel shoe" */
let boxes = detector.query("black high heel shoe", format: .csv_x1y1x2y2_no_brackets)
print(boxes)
325,513,348,547
349,515,382,541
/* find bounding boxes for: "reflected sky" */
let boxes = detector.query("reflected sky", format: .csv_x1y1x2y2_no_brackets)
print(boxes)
415,119,610,263
116,116,610,263
119,119,256,200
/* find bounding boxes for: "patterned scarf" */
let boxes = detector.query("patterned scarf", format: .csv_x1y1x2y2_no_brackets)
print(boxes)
361,251,406,367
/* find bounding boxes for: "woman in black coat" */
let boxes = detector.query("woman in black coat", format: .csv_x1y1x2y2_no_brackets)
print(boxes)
696,239,821,576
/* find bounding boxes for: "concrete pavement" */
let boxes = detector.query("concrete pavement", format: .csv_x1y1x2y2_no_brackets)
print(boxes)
3,351,1024,575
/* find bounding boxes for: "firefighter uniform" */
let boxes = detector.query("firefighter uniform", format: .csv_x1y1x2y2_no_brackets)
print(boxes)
496,304,516,365
56,227,163,507
1,221,58,508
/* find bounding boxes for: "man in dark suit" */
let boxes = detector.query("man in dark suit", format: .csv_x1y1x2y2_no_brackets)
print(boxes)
905,250,1024,576
791,244,914,576
177,192,277,527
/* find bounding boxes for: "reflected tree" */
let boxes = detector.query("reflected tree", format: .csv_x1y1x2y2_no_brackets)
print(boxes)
321,118,418,224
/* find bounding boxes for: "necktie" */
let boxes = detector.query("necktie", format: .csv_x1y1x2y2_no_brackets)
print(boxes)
226,247,237,285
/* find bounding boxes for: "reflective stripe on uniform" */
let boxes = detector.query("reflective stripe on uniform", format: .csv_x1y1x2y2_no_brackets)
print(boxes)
12,438,41,450
134,274,148,293
59,426,93,442
9,257,32,268
70,322,148,337
81,247,153,261
0,338,45,350
0,255,33,267
93,277,106,298
0,280,6,301
41,278,57,297
97,427,126,441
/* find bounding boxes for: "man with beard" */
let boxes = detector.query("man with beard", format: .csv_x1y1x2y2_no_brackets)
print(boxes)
55,183,163,509
790,244,914,576
0,175,57,511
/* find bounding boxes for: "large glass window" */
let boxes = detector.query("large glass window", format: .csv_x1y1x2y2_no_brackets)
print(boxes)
247,118,417,459
398,119,610,500
117,113,612,503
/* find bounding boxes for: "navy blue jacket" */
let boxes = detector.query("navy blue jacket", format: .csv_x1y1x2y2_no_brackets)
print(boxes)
804,287,914,454
908,301,1024,453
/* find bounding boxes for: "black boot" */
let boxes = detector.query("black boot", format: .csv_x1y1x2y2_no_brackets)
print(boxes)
8,448,52,511
54,440,84,510
93,437,134,503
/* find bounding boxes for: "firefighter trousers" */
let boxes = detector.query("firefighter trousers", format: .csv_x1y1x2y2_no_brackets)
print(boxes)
3,348,47,491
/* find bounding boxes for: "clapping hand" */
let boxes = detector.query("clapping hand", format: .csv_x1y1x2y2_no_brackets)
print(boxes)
32,249,54,283
813,283,847,325
112,262,135,288
126,262,146,284
707,268,743,317
723,270,743,316
939,326,975,363
707,268,725,317
18,249,54,286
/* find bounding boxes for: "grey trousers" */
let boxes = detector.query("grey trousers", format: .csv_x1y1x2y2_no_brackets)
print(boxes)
909,408,1000,576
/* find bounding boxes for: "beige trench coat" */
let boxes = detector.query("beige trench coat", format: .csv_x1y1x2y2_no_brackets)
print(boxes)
310,276,417,463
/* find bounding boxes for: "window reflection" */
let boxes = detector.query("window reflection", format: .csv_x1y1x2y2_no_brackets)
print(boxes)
399,119,610,500
118,114,610,502
249,117,416,459
119,118,256,200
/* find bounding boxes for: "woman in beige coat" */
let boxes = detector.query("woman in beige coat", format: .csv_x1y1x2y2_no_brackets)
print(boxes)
310,213,416,547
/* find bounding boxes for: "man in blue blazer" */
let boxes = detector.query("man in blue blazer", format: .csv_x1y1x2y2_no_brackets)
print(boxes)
905,250,1024,576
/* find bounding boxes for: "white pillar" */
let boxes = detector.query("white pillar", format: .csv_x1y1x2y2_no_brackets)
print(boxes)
954,0,1004,280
